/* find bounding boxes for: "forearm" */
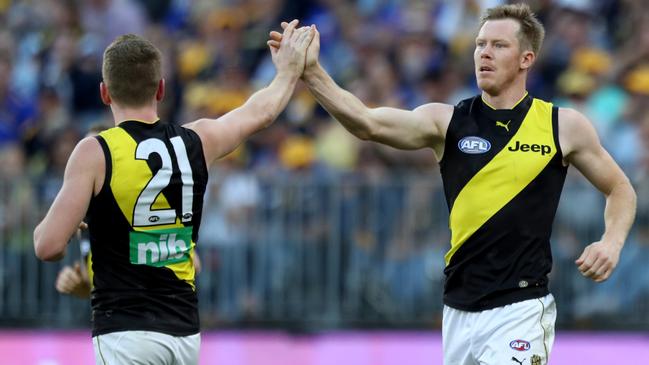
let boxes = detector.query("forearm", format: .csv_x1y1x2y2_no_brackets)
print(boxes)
601,180,637,247
303,64,374,139
189,71,301,164
241,72,299,134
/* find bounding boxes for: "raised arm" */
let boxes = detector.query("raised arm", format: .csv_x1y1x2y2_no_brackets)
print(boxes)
559,108,637,282
185,20,315,165
269,25,452,153
34,137,103,261
304,63,452,151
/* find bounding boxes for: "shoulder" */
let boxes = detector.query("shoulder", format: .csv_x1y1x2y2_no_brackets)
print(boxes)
66,137,104,173
558,107,600,158
413,102,455,127
414,102,454,112
558,107,591,128
413,102,454,142
63,137,105,192
182,118,215,136
74,136,103,159
179,121,204,135
180,119,215,147
421,96,482,124
558,107,597,138
456,95,481,110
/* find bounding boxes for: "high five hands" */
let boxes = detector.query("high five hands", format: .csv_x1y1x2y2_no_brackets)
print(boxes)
266,20,317,78
268,21,320,76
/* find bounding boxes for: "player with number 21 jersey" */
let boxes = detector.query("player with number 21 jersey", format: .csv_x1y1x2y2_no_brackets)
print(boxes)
88,120,207,336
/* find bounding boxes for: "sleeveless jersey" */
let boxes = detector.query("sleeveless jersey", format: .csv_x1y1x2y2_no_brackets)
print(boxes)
87,120,208,336
439,94,567,311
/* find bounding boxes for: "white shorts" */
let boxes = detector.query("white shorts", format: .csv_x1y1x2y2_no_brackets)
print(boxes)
443,294,556,365
93,330,200,365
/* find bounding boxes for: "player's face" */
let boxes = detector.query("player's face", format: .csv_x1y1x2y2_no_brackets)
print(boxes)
474,19,525,95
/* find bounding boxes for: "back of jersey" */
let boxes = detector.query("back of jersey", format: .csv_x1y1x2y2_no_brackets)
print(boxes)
87,120,208,337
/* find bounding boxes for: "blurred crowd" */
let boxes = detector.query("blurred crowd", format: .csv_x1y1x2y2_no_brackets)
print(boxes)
1,0,649,328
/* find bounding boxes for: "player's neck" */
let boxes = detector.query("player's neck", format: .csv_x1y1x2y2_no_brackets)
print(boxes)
111,104,159,125
481,85,528,110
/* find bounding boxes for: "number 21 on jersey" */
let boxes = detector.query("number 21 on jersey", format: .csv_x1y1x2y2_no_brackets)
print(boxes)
133,136,194,227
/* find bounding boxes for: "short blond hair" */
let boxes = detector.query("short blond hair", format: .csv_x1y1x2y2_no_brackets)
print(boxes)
102,34,162,107
480,3,545,55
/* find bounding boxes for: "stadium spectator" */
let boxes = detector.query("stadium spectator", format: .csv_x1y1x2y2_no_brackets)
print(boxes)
0,52,37,147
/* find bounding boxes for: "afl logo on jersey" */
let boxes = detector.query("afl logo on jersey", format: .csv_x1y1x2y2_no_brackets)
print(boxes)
510,339,531,351
458,136,491,154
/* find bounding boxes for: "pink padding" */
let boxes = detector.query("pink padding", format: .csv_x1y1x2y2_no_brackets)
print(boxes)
0,331,647,364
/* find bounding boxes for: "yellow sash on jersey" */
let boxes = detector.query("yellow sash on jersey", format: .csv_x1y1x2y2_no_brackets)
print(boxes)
99,127,196,288
445,99,556,265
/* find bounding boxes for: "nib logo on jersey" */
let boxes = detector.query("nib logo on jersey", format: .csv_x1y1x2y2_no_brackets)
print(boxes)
509,339,531,351
129,227,193,267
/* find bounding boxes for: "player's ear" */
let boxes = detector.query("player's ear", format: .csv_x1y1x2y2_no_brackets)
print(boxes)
100,82,111,105
520,50,535,70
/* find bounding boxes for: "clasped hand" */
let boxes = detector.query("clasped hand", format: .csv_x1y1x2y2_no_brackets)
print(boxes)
267,20,320,78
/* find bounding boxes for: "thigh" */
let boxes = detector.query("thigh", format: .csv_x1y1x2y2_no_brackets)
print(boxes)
443,305,479,365
476,295,556,365
173,333,201,365
93,331,175,365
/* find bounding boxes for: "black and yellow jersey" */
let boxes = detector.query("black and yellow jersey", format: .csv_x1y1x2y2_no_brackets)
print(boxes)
440,94,567,311
86,120,208,336
78,237,93,287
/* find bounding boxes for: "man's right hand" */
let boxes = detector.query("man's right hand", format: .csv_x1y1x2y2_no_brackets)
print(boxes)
268,20,315,79
304,25,320,73
268,22,320,75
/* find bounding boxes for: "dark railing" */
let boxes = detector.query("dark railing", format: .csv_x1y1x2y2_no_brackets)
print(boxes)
1,172,647,330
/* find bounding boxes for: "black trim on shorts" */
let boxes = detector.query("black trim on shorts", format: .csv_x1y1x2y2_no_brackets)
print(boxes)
97,336,107,365
537,297,549,364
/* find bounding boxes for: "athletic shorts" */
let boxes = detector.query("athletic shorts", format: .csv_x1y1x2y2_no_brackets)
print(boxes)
93,330,200,365
443,294,556,365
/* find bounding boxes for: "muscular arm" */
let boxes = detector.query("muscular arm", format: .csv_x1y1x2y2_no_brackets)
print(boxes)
303,64,451,152
186,20,313,166
269,24,452,153
560,108,637,281
184,72,299,164
34,137,103,261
